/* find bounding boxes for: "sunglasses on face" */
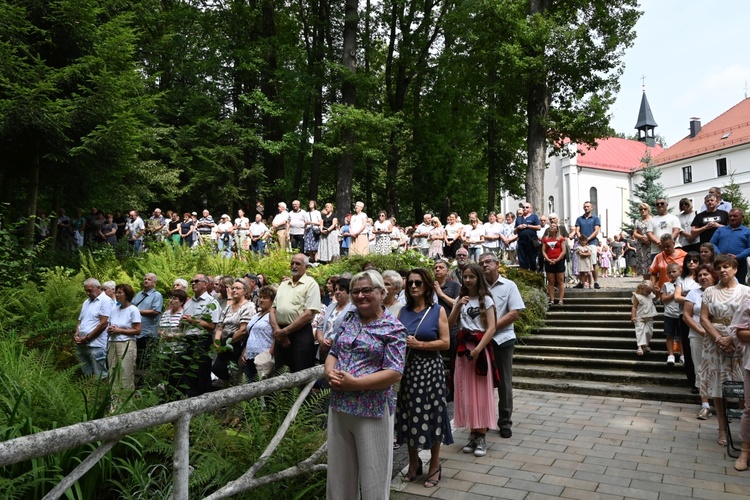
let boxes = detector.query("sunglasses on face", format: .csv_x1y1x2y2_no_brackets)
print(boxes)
407,280,424,287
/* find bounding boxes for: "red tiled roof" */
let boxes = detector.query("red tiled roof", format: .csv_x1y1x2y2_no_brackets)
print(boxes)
571,137,664,173
654,98,750,165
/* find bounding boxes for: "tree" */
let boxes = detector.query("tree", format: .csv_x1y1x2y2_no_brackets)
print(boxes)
722,172,750,226
519,0,641,212
625,151,666,230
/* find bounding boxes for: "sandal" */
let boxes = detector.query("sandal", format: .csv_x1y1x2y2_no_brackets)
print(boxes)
424,465,441,488
402,461,423,482
718,431,727,447
643,346,651,353
636,347,644,356
548,299,554,306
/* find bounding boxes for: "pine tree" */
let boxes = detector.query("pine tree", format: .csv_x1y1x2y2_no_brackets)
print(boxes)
722,172,750,225
624,151,667,231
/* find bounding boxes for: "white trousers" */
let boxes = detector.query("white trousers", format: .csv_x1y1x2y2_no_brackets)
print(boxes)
326,405,393,500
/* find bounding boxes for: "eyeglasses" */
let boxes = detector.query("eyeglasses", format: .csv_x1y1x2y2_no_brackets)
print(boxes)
523,205,531,209
190,279,206,284
407,279,424,287
656,202,666,206
351,287,376,296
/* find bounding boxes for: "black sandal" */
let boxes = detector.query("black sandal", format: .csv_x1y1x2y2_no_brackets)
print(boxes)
402,461,423,482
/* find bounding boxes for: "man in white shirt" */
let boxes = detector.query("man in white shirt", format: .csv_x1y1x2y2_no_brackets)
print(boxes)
479,252,526,439
234,209,250,253
272,202,290,251
125,210,146,254
249,213,270,256
74,278,113,378
699,186,733,213
288,200,307,252
216,214,234,258
413,213,433,256
647,198,681,259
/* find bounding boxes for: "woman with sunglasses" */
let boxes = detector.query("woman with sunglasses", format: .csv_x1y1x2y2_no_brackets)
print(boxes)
395,268,452,488
448,264,497,459
633,202,653,280
674,252,702,392
700,255,750,447
324,270,406,499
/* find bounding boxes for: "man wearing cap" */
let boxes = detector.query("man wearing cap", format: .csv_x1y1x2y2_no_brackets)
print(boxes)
216,214,234,258
272,202,290,252
270,253,321,373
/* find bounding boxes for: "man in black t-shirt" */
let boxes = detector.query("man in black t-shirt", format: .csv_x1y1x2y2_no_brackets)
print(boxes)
690,194,728,244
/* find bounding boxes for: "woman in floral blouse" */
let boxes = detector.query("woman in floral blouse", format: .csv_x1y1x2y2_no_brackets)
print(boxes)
324,270,407,500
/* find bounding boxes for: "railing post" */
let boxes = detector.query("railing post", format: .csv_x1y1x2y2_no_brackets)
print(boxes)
172,414,192,500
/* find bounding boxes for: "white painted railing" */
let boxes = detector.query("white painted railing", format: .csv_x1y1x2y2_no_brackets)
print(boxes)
0,366,327,500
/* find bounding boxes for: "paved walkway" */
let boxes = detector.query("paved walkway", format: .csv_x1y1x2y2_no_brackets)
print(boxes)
390,389,750,499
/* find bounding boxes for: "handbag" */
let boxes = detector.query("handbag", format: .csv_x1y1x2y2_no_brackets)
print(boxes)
254,350,275,378
310,213,321,236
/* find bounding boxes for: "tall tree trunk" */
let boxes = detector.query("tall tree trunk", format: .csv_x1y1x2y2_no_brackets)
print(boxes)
307,0,327,202
487,68,498,212
525,0,550,213
23,153,40,248
335,0,358,221
260,1,285,207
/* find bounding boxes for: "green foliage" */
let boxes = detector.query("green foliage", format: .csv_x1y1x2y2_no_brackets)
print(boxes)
625,151,667,232
722,172,750,226
0,217,46,287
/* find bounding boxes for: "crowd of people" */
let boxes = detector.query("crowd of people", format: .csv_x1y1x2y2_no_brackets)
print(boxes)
73,250,528,495
68,184,750,491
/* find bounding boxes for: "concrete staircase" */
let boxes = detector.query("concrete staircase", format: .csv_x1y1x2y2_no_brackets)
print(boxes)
514,288,700,403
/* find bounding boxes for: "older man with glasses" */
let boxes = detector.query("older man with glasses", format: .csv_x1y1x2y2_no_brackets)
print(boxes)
270,253,322,373
647,198,681,263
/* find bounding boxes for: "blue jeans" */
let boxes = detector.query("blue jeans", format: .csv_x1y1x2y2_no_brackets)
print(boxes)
251,239,266,257
218,234,233,258
76,345,108,378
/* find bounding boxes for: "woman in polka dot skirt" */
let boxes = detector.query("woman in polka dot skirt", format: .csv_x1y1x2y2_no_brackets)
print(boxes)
395,268,453,488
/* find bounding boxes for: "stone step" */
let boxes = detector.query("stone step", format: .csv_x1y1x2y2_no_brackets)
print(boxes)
544,311,662,322
531,327,656,336
513,376,699,404
516,338,680,361
540,319,665,329
513,363,687,386
513,353,689,372
521,335,669,349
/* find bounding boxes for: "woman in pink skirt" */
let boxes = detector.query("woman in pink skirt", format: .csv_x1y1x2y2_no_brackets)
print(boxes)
448,263,497,457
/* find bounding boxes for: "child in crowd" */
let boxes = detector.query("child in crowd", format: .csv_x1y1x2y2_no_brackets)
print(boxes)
660,263,682,366
631,281,657,356
599,242,612,278
576,235,593,288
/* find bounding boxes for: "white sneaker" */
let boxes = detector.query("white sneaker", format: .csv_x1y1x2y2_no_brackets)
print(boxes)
667,355,675,366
